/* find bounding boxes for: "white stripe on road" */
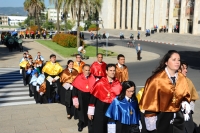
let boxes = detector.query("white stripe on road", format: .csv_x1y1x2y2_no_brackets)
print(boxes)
0,87,27,92
0,81,23,84
0,84,26,87
0,96,33,101
0,101,35,107
0,91,29,97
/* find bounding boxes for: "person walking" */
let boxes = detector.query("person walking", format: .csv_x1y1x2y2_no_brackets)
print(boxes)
179,60,199,133
106,81,141,133
59,60,79,119
72,64,96,132
115,54,129,83
136,44,142,60
139,50,190,133
87,64,122,133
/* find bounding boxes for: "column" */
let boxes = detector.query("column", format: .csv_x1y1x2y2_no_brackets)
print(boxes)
116,0,121,29
145,0,151,30
139,0,146,31
158,0,164,29
193,0,200,35
179,0,186,34
121,0,126,29
132,0,138,31
162,0,167,26
154,0,160,27
127,0,132,30
150,0,155,29
168,0,174,33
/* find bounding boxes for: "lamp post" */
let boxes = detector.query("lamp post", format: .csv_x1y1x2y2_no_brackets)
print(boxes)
91,17,103,56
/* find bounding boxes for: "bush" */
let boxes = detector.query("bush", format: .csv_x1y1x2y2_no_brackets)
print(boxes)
88,24,100,31
52,33,84,48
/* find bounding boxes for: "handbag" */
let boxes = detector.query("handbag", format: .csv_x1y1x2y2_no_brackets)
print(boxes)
129,124,140,133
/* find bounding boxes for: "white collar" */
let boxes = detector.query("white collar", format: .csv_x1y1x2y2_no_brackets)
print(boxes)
97,61,102,64
125,96,131,102
118,63,123,68
68,68,72,71
51,62,55,65
165,67,178,84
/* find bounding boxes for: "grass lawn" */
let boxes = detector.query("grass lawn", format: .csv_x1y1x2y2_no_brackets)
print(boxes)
0,26,20,28
36,40,117,58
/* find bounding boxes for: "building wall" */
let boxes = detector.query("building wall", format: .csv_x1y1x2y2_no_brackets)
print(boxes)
8,16,27,26
100,0,200,35
0,15,8,26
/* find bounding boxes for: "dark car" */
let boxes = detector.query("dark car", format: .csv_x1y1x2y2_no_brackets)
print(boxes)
70,31,77,35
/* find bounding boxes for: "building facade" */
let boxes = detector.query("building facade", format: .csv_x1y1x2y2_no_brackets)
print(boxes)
99,0,200,34
0,15,9,26
8,16,27,26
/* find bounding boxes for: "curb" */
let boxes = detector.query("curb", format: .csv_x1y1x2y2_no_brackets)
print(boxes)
139,39,177,46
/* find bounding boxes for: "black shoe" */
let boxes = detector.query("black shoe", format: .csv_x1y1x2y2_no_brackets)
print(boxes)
67,115,72,120
78,126,83,132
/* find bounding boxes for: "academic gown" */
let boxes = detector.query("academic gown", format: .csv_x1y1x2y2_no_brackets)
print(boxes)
90,61,107,78
139,70,190,133
19,60,28,86
36,74,47,104
115,64,129,83
59,68,78,106
106,97,141,133
42,61,63,102
73,61,85,73
72,73,96,127
89,77,122,133
184,77,199,133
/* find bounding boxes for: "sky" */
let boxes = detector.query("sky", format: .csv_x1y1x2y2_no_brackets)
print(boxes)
0,0,50,7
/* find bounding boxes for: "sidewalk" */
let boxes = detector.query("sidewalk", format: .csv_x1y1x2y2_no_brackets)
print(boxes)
0,39,160,68
98,29,200,48
0,103,88,133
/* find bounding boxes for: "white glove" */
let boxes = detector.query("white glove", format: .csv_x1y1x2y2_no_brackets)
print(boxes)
139,120,142,132
70,85,73,90
190,101,195,112
144,116,157,131
20,69,22,74
183,113,190,121
40,92,44,96
181,101,191,114
36,86,39,92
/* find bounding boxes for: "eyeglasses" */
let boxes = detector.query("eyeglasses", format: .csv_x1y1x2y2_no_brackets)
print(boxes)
76,57,81,58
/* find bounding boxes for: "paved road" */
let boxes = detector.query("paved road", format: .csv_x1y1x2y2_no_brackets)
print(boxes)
0,68,35,107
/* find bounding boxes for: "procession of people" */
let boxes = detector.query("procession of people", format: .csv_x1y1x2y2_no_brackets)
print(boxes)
18,50,199,133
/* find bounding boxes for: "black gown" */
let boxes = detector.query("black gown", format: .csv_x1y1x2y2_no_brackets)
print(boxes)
89,95,110,133
44,73,61,103
72,87,91,128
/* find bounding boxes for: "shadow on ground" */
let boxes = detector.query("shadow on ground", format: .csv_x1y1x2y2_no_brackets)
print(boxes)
179,51,200,70
0,43,31,60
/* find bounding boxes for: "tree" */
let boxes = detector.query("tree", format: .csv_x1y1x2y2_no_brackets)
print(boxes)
49,0,64,32
24,0,45,31
62,0,72,32
70,0,89,47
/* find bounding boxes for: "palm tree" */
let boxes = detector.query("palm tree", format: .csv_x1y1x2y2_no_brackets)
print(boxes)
24,0,45,31
63,0,72,31
70,0,89,47
49,0,64,32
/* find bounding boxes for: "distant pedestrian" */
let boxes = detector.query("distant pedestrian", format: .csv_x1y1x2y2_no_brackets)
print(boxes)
137,31,140,40
136,44,142,60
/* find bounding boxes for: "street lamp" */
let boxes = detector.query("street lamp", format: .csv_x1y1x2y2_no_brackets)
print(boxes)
91,17,103,55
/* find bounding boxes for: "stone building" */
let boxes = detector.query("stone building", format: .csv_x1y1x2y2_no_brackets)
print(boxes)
0,15,8,26
99,0,200,34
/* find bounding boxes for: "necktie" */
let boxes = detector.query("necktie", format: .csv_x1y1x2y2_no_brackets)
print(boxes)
78,62,80,67
109,82,112,84
171,77,176,85
128,99,131,102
